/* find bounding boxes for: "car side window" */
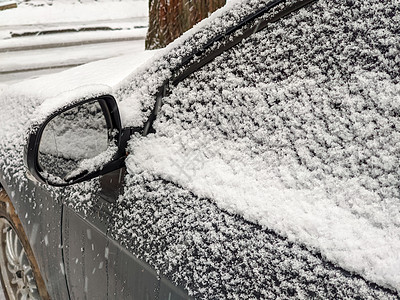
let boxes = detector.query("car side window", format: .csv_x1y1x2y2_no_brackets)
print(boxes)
155,0,399,201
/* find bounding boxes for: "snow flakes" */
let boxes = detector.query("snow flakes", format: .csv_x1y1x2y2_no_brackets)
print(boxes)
0,0,399,298
119,0,400,297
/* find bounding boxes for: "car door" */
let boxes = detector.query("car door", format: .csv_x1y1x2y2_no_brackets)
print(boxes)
20,1,321,298
1,178,70,299
62,191,110,299
62,167,187,300
60,1,320,299
61,169,124,299
106,0,399,298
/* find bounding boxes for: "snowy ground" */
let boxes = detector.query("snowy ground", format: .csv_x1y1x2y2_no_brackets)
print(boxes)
0,0,148,297
0,0,148,87
1,0,148,27
0,39,146,73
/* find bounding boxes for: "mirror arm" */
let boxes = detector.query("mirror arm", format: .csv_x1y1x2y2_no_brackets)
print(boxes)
119,127,142,152
98,155,127,176
71,155,127,185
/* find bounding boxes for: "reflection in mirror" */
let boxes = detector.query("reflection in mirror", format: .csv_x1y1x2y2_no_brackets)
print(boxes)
38,100,112,184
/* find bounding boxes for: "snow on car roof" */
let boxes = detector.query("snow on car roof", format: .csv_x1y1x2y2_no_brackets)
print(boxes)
119,0,400,297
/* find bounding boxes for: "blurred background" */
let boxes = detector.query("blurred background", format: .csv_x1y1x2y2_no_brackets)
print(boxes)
0,0,225,90
0,0,148,88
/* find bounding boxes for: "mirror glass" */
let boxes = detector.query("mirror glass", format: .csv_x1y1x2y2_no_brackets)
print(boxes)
38,100,112,184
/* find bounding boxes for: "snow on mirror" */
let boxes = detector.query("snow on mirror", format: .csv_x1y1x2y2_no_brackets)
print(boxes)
38,100,113,184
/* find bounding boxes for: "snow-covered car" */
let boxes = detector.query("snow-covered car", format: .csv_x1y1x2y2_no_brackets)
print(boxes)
1,0,399,299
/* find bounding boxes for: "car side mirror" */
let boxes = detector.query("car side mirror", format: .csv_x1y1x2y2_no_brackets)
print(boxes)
25,95,129,186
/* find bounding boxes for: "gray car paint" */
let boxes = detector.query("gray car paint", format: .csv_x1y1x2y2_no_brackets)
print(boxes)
1,162,191,300
62,169,191,299
0,178,70,300
63,203,109,299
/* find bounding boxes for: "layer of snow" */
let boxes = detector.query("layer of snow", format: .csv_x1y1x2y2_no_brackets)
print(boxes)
0,21,147,45
0,0,399,298
2,49,159,129
0,39,146,73
0,82,7,92
121,0,400,295
3,49,157,96
0,67,71,86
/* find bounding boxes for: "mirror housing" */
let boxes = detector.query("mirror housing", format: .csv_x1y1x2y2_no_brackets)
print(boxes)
25,95,129,186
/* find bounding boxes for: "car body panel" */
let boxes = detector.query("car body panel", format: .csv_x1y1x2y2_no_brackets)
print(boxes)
0,178,70,299
63,203,109,299
107,238,159,300
113,0,400,297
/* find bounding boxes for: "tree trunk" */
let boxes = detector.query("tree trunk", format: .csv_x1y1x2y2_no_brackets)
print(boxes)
145,0,226,50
